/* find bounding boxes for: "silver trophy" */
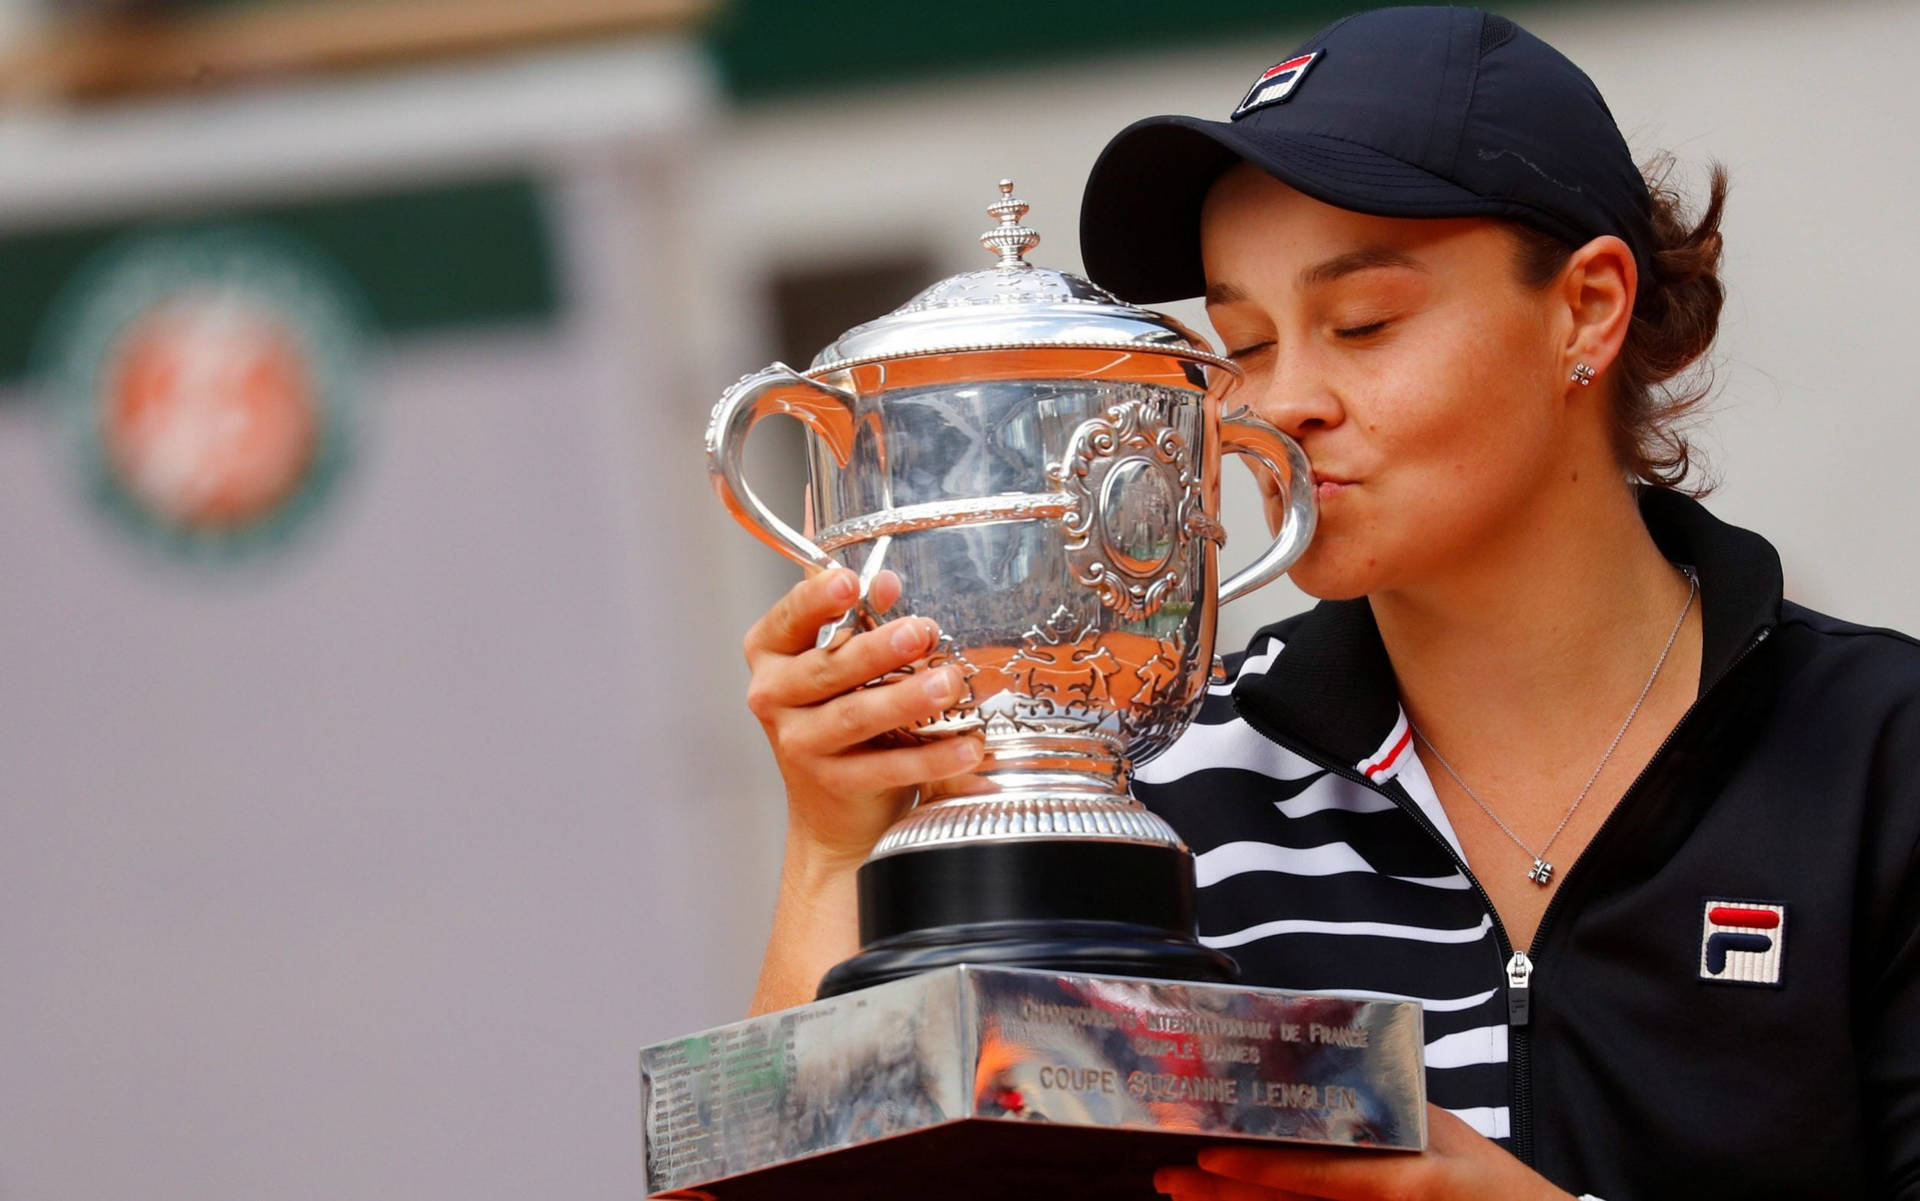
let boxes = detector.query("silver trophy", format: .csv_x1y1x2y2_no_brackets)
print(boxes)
707,180,1317,996
656,182,1424,1198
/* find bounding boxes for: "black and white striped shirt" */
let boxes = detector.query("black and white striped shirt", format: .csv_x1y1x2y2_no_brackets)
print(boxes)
1131,611,1514,1142
1126,492,1920,1196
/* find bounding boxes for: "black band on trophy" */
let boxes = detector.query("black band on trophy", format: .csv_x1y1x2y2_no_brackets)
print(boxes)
819,840,1237,997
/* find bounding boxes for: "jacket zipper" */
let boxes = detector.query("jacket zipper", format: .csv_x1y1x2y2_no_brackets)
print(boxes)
1228,624,1772,1166
1500,625,1772,1159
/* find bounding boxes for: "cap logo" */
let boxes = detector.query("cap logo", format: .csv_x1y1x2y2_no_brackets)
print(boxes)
1698,900,1786,987
1233,51,1322,119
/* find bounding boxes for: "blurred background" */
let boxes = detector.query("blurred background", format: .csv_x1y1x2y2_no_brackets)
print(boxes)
0,0,1914,1197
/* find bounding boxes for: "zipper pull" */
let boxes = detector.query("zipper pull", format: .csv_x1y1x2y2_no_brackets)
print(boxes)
1506,951,1534,1027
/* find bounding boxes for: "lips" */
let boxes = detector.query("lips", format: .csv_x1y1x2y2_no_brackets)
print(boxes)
1310,469,1356,502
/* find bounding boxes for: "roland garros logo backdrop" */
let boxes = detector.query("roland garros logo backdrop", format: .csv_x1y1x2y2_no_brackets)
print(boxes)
36,226,366,561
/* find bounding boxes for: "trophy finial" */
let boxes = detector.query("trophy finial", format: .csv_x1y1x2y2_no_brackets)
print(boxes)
981,178,1040,267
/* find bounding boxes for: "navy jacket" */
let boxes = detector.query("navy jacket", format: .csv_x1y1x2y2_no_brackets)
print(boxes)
1133,490,1920,1198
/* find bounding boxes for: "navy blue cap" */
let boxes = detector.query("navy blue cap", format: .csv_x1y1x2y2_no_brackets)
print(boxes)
1078,6,1654,303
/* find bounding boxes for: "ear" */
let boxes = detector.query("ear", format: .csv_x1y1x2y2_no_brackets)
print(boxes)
1557,234,1636,390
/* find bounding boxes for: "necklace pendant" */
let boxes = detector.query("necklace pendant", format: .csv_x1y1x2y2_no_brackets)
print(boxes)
1527,859,1555,886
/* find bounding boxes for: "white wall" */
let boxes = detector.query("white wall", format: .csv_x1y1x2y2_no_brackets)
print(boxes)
0,38,791,1201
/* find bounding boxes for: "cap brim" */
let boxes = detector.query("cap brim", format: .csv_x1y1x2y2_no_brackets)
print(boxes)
1079,115,1510,303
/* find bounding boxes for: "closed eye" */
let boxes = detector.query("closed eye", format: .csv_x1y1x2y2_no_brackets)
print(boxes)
1225,341,1275,361
1334,321,1390,340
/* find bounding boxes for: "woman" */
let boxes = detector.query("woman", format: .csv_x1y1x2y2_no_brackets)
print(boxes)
738,7,1920,1199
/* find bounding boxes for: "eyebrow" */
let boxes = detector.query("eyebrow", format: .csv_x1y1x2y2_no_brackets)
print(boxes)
1299,246,1426,289
1204,246,1427,305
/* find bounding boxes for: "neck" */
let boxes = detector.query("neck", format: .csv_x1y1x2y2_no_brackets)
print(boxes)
1374,476,1699,759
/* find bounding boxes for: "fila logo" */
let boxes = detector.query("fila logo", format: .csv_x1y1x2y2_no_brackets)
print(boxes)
1233,51,1322,119
1698,900,1786,987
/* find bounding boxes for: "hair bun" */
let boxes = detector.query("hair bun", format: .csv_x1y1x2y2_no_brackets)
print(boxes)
1618,155,1728,491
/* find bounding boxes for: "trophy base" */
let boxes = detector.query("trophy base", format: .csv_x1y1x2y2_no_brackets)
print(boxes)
651,1117,1337,1200
640,966,1429,1199
818,838,1236,999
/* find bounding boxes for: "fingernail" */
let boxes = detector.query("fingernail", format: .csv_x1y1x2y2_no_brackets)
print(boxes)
891,621,927,655
827,571,857,602
956,737,984,766
923,667,956,702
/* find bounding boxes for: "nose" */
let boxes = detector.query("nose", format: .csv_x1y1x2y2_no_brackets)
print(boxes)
1239,349,1342,441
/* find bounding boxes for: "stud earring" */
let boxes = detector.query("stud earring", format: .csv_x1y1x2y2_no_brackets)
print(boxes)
1570,362,1596,387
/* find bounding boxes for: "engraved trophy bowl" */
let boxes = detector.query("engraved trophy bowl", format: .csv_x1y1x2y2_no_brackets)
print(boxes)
707,181,1317,998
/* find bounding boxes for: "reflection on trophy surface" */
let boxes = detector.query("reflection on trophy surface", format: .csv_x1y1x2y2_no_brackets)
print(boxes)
707,180,1318,997
643,181,1425,1200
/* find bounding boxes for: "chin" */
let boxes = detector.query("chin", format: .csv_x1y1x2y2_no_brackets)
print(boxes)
1281,542,1378,602
1263,495,1379,602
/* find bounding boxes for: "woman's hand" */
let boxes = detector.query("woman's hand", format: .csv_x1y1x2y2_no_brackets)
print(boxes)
742,566,985,866
1153,1105,1575,1200
744,565,986,1014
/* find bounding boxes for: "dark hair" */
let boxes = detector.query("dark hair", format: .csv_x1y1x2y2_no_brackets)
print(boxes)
1508,154,1730,494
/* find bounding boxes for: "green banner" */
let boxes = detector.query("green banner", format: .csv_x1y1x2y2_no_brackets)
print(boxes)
705,0,1551,100
0,174,557,387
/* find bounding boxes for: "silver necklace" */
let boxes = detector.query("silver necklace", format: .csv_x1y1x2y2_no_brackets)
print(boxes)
1408,568,1697,888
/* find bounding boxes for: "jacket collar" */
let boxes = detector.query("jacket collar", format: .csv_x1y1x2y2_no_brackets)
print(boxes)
1232,489,1786,772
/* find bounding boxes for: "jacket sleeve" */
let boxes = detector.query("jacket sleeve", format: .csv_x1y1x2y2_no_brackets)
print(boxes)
1865,684,1920,1198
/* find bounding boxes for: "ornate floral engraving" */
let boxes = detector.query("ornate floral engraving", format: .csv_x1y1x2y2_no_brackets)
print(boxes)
1122,628,1202,765
1006,605,1121,710
1049,398,1222,620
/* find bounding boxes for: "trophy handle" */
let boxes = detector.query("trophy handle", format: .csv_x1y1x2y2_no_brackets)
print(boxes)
1217,408,1318,606
706,363,859,571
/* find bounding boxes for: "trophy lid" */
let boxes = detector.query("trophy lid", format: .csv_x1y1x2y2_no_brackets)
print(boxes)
807,180,1235,377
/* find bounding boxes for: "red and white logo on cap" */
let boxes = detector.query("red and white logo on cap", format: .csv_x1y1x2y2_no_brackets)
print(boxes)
1233,51,1322,119
1699,900,1786,987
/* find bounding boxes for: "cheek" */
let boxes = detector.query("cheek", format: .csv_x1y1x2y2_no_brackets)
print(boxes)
1384,300,1562,486
1285,308,1564,596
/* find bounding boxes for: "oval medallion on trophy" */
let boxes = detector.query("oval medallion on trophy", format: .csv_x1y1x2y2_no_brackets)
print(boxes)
1099,456,1180,576
1052,395,1217,621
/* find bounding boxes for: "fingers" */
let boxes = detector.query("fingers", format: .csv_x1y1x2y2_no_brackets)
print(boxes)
865,569,902,613
777,664,965,755
751,618,944,719
815,617,942,705
810,731,985,796
746,569,859,662
1189,1143,1464,1201
744,568,909,665
1192,1148,1360,1199
1179,1109,1530,1201
747,567,936,718
1153,1165,1312,1200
